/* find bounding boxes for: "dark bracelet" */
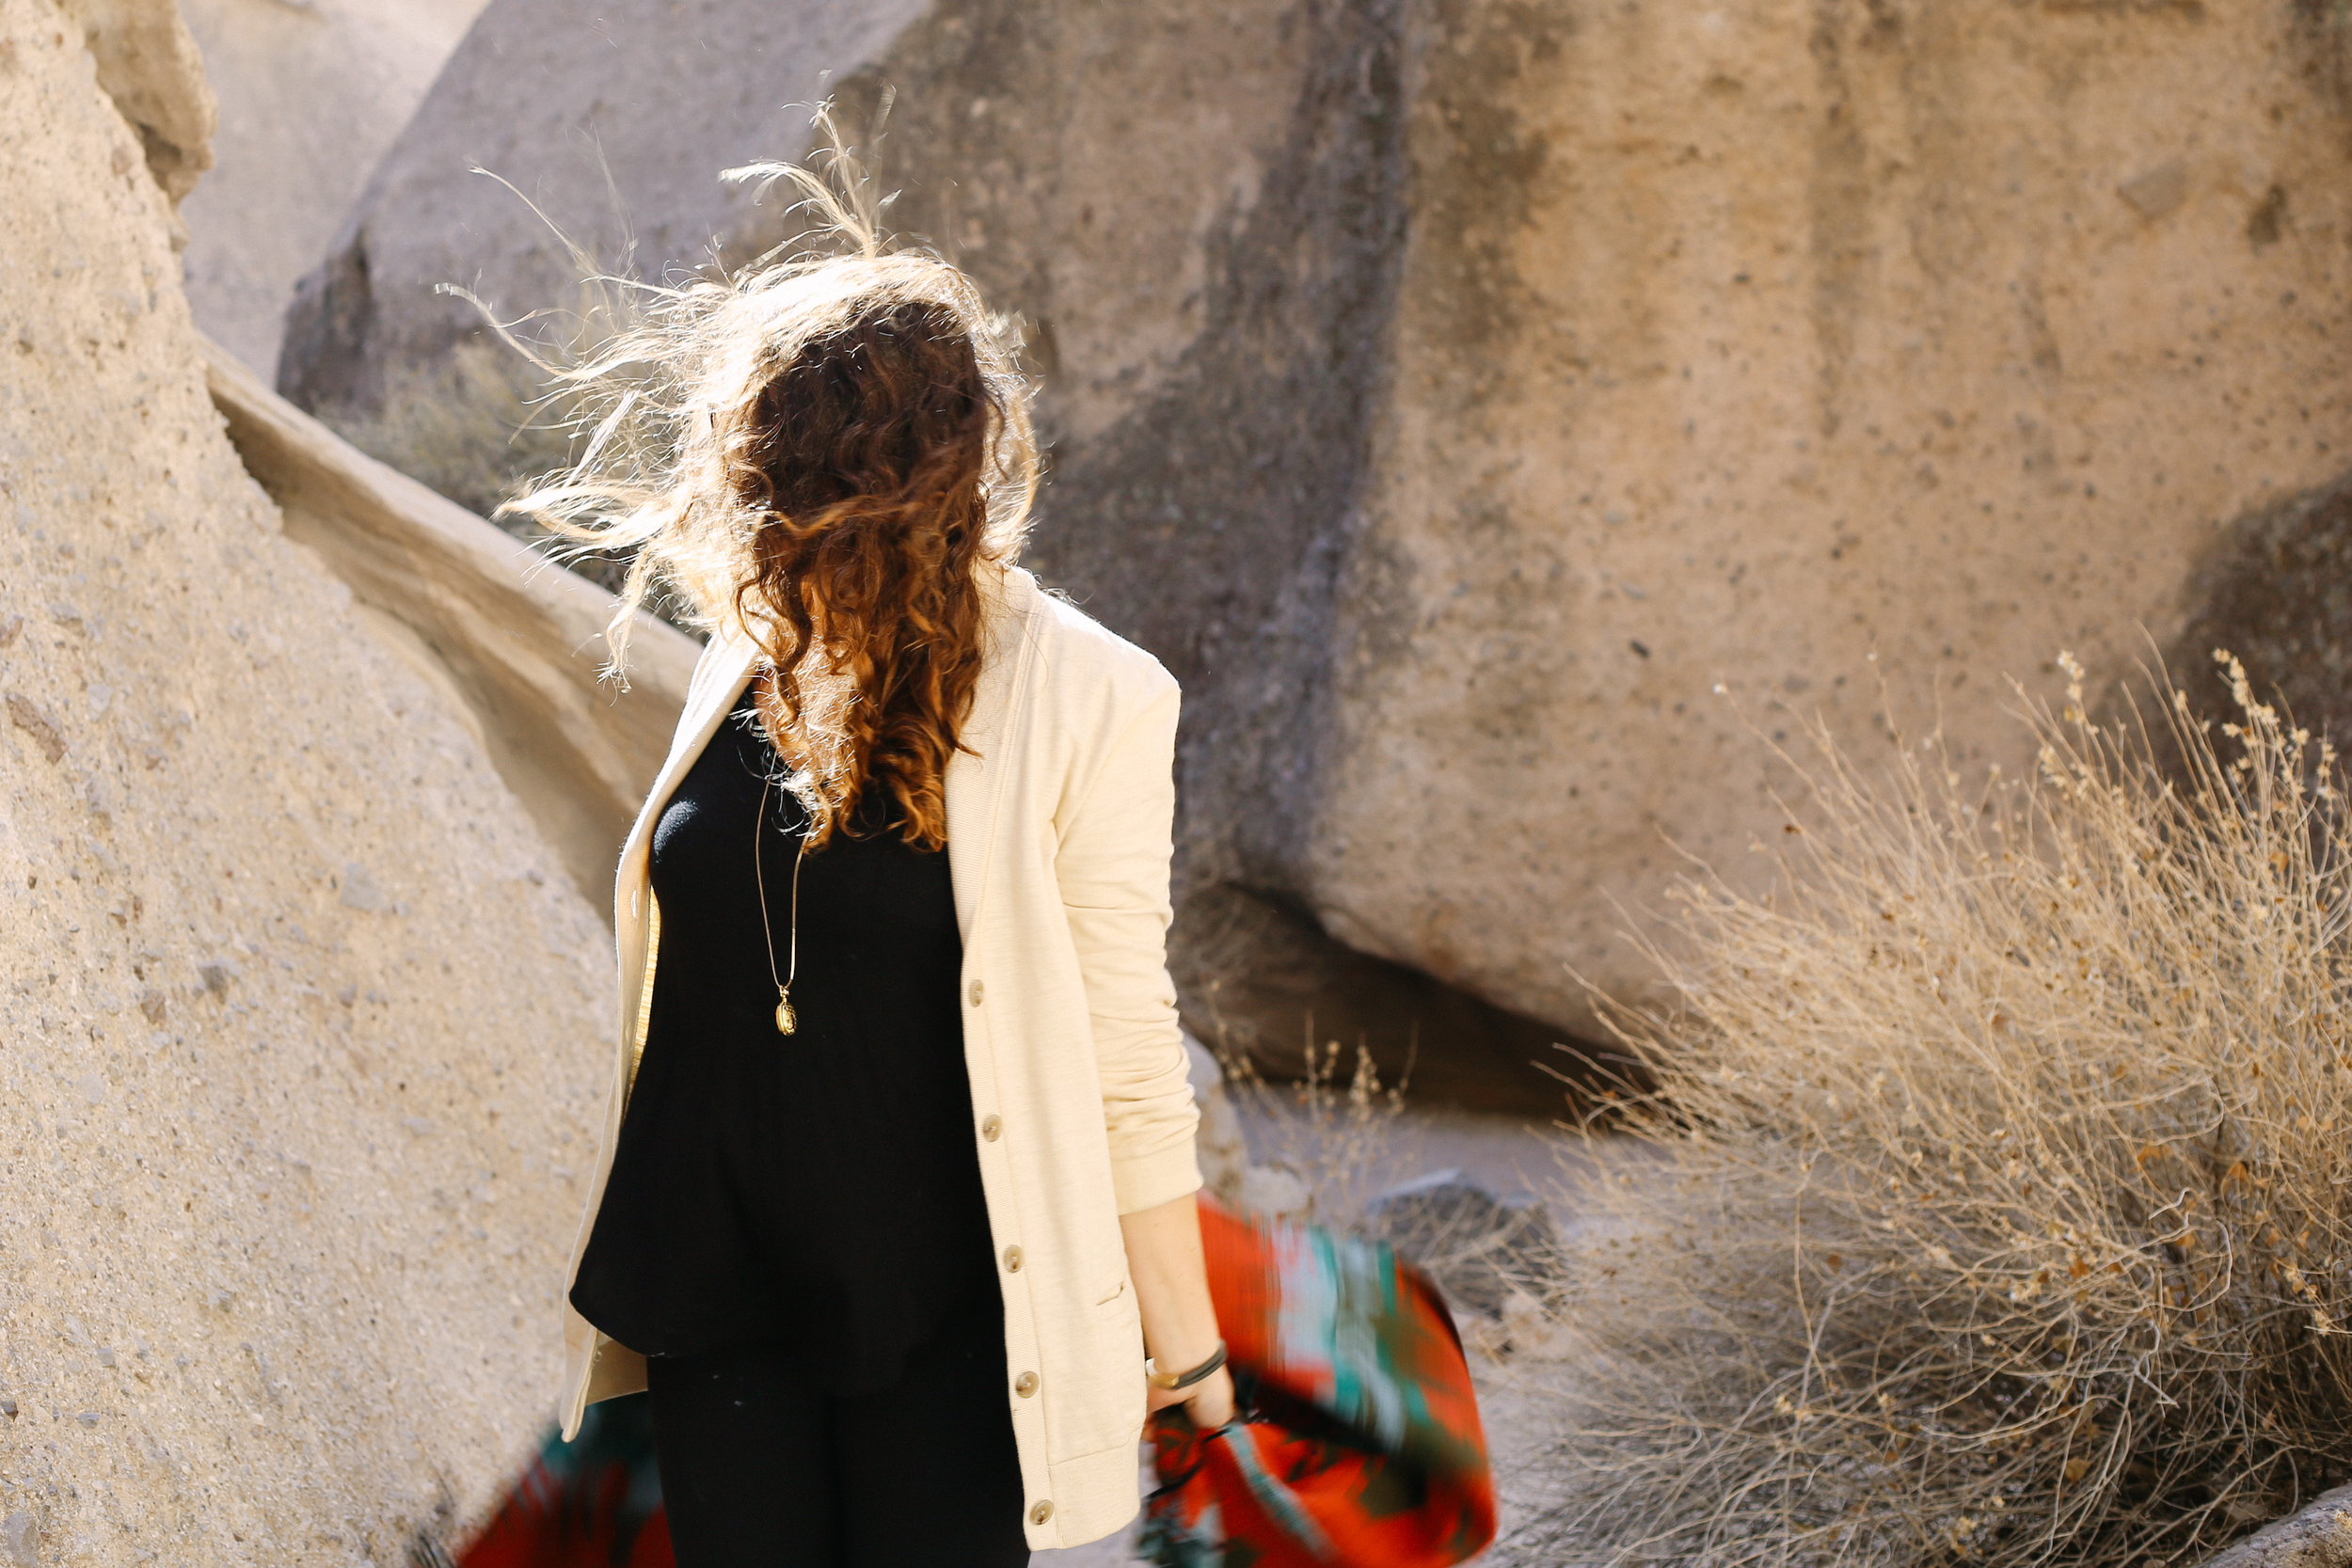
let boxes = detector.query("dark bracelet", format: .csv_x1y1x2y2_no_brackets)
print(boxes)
1145,1339,1228,1391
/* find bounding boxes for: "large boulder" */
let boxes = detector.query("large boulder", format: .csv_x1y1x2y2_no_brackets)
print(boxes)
276,0,933,518
277,0,2352,1110
1312,0,2352,1061
176,0,490,371
0,5,620,1560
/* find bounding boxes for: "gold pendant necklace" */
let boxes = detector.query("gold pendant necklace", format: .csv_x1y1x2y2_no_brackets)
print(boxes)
754,770,807,1036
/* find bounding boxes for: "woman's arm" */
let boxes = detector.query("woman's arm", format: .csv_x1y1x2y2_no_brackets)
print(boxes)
1055,683,1201,1212
1121,1194,1237,1428
1053,673,1232,1425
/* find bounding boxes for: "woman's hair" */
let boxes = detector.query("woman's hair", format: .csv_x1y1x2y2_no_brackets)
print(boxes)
490,142,1038,850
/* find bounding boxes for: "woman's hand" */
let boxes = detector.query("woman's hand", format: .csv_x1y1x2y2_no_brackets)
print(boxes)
1146,1363,1236,1431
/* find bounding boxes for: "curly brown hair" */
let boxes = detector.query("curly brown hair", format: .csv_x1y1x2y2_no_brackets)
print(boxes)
493,145,1038,851
732,298,1000,848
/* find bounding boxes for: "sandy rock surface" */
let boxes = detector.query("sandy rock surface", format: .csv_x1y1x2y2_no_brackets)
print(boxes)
176,0,489,372
59,0,214,207
200,341,701,914
2193,1482,2352,1568
0,8,616,1562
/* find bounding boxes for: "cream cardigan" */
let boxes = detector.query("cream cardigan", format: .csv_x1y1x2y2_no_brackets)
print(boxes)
556,566,1201,1551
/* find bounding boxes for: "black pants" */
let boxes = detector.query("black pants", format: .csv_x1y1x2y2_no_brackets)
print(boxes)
644,1290,1029,1568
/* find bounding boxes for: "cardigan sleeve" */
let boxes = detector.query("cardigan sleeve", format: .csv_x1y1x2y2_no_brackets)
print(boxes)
1054,681,1202,1214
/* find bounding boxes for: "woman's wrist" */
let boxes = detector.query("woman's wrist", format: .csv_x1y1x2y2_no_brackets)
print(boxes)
1145,1332,1220,1376
1145,1339,1227,1390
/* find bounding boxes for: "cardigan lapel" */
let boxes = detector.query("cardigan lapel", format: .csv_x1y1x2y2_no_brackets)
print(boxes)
944,567,1039,944
613,632,761,925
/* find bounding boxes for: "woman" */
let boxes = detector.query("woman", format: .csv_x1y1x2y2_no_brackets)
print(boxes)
508,170,1235,1565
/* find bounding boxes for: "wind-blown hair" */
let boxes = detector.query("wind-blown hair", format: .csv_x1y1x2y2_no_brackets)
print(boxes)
494,152,1039,850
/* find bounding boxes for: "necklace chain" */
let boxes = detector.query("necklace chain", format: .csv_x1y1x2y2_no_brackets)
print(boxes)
754,769,807,1036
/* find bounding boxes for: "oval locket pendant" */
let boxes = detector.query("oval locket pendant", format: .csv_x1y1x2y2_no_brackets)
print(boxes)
775,994,797,1035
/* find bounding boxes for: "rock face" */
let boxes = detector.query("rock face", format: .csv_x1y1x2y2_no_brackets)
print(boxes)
0,6,619,1560
2169,472,2352,751
277,0,2352,1109
1315,0,2352,1059
2195,1482,2352,1568
60,0,215,206
176,0,490,371
202,339,701,913
1364,1168,1561,1318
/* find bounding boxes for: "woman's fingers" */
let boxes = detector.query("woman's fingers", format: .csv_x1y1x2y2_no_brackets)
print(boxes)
1144,1366,1237,1428
1181,1368,1236,1431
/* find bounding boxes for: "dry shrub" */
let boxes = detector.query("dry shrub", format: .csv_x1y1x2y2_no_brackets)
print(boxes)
1212,1021,1407,1232
1526,655,2352,1567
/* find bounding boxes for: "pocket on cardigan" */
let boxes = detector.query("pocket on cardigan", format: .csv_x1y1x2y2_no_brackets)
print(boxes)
1093,1271,1143,1365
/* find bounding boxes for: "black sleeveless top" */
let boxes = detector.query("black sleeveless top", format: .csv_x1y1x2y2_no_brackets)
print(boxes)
568,687,998,1393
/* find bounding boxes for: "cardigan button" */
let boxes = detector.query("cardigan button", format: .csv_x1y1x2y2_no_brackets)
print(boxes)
1003,1245,1023,1273
980,1115,1002,1142
1015,1371,1040,1398
967,978,985,1006
1029,1499,1053,1525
